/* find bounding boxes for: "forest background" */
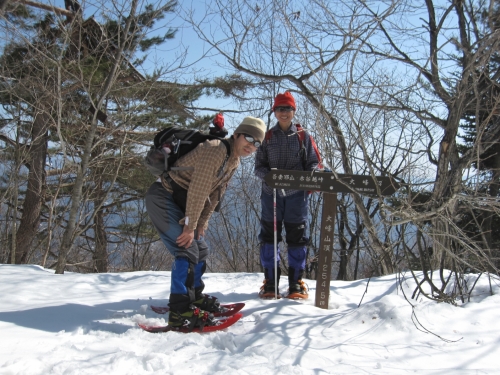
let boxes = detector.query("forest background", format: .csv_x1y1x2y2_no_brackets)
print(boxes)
0,0,499,304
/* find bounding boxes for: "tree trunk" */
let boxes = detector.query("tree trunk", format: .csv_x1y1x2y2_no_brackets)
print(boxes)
93,205,108,272
336,202,348,280
430,109,464,270
15,110,49,264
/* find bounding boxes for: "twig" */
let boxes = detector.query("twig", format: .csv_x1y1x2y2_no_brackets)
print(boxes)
399,272,462,343
410,306,462,343
467,272,483,302
358,275,372,307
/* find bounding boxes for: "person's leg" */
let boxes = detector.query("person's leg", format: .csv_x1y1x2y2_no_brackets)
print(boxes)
259,192,284,295
192,240,221,312
260,242,282,292
287,246,307,293
146,182,184,255
168,257,194,312
146,183,205,315
146,183,215,328
193,237,209,297
169,241,216,326
283,191,309,295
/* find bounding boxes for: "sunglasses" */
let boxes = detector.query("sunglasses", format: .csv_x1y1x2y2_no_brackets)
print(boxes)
242,134,262,147
274,106,295,112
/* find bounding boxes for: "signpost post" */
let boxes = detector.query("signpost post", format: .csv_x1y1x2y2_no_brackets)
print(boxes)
264,170,400,309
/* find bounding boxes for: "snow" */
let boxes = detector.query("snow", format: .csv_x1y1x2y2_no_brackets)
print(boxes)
0,264,499,374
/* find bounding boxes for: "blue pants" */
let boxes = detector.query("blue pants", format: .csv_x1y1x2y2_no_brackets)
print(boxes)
259,191,309,283
146,182,208,311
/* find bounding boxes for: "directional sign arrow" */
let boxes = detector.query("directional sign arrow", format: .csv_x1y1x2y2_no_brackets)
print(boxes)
264,170,400,196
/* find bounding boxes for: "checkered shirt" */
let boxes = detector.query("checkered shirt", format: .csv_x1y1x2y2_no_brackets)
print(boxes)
161,137,239,230
255,123,319,197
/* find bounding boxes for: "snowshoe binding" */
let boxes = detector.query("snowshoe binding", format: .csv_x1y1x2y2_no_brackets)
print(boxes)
259,279,281,299
286,280,309,299
168,305,216,331
150,294,244,317
192,294,222,313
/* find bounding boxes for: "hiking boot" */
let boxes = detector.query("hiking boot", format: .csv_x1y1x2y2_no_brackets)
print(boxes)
193,294,222,313
168,305,215,331
287,280,309,299
259,279,281,299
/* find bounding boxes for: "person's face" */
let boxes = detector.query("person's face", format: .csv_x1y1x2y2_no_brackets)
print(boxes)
274,106,295,128
234,133,260,158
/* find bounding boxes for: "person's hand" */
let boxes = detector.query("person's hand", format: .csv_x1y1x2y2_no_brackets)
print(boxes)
196,226,205,240
176,225,194,248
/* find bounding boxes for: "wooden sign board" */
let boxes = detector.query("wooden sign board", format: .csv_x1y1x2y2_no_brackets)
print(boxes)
264,170,399,196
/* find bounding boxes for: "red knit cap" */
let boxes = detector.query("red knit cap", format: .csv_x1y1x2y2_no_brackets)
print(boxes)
272,91,296,111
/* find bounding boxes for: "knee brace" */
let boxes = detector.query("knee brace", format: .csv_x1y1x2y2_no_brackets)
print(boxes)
284,222,309,246
259,220,283,244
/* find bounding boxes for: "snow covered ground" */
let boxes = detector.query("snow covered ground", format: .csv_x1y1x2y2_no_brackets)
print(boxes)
0,264,499,374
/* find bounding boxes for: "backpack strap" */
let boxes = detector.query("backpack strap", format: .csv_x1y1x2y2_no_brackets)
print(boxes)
220,138,230,155
303,126,322,168
265,129,273,142
216,139,231,178
295,124,323,169
295,124,307,169
295,124,306,146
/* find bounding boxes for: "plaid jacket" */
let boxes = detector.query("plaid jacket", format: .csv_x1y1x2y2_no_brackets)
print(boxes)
255,123,319,196
161,137,239,230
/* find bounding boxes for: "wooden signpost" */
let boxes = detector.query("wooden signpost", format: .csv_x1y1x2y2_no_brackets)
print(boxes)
264,170,400,309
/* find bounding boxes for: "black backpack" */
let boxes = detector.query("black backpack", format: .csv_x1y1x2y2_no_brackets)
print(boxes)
145,126,230,178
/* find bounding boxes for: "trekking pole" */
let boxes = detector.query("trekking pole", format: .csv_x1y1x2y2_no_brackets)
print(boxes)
273,180,278,299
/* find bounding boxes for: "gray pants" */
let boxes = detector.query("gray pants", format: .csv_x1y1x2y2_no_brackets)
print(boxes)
145,182,209,310
145,182,209,264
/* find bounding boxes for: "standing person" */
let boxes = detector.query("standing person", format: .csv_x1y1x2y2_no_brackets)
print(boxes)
146,116,266,330
255,91,319,299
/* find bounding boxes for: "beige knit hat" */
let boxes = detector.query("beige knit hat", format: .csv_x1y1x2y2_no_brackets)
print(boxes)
234,116,266,143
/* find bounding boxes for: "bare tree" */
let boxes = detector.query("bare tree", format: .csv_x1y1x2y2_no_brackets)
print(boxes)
185,0,500,302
